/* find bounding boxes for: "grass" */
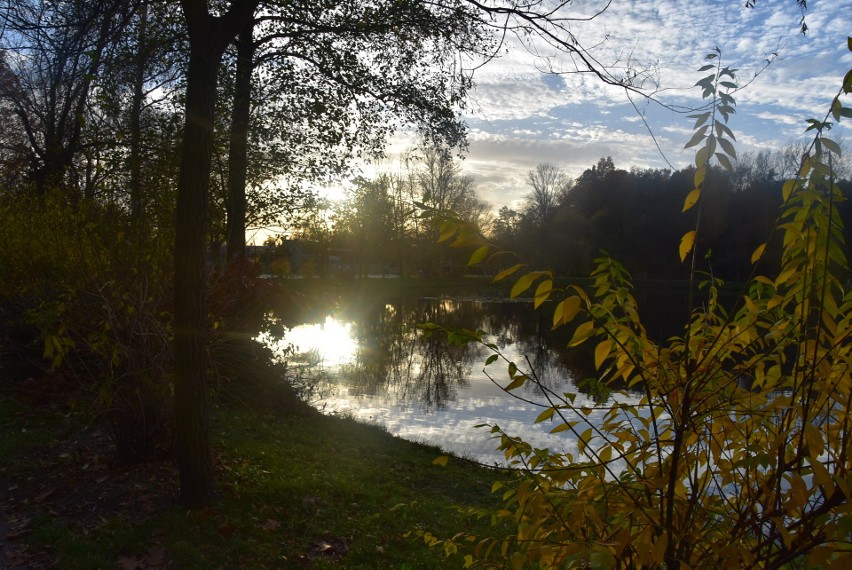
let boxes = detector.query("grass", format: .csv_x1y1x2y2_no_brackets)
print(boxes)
0,396,503,568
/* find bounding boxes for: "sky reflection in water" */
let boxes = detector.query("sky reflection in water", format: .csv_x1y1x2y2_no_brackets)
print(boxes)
260,299,631,465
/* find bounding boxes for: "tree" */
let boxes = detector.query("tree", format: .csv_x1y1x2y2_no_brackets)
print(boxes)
224,22,254,260
524,163,572,228
0,0,136,195
417,146,490,274
523,163,572,266
492,205,520,245
0,51,30,189
173,0,259,508
335,176,395,276
219,0,492,261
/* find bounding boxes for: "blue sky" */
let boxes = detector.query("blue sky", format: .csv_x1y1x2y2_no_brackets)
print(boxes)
382,0,852,211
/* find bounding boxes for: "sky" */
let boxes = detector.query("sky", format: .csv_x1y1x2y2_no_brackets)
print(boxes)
370,0,852,213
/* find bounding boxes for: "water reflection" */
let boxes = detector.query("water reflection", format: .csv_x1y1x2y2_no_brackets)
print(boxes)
261,296,607,463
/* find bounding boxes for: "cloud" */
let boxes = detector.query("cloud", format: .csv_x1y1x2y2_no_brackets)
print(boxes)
316,0,851,216
449,0,852,210
753,111,802,127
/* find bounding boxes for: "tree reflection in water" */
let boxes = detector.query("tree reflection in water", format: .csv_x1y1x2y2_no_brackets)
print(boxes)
260,291,679,461
265,295,597,411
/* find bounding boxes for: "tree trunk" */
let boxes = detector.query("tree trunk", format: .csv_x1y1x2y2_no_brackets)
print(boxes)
225,22,254,261
174,0,259,508
174,39,220,508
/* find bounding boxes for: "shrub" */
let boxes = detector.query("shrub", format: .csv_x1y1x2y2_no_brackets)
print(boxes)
0,191,174,462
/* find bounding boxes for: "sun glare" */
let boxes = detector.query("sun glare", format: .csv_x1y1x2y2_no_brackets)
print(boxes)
286,316,358,367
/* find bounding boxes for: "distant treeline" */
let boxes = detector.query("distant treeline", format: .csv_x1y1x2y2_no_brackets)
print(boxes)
489,155,852,283
297,151,851,284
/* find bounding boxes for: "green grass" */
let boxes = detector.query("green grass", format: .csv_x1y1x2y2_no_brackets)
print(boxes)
0,398,502,568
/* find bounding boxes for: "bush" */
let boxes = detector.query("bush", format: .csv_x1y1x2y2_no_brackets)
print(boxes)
0,191,174,462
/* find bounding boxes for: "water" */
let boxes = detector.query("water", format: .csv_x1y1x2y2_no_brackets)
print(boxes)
259,294,632,465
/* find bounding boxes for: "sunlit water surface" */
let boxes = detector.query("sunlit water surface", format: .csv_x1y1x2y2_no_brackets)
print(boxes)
259,298,635,465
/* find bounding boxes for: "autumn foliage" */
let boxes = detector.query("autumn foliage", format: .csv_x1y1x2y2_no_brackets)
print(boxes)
423,46,852,568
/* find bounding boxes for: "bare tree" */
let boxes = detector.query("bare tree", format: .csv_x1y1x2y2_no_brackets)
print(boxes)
0,0,136,195
524,163,572,227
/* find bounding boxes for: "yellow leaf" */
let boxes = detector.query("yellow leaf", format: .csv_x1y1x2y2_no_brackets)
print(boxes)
789,474,807,510
694,164,706,189
743,295,757,315
467,245,488,266
510,273,536,298
578,428,592,455
533,279,552,309
569,321,595,347
798,156,812,178
595,339,612,370
493,263,525,283
652,534,668,563
432,456,449,466
535,408,555,423
782,179,797,201
679,230,696,262
751,243,766,264
553,296,581,328
505,375,527,391
682,188,701,212
449,228,473,248
812,461,834,496
804,423,825,458
695,145,710,169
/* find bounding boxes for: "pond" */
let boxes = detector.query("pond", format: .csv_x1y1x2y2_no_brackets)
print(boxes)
258,289,665,465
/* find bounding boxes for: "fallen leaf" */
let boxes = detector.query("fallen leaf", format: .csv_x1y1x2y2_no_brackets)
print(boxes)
34,486,57,503
217,523,236,538
308,535,349,559
5,527,32,540
261,518,280,531
143,546,166,566
118,555,142,570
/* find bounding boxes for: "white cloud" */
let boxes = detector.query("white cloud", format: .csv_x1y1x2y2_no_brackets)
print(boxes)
754,111,802,126
319,0,851,214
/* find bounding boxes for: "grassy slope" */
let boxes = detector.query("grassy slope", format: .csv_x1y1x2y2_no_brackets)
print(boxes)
0,397,501,569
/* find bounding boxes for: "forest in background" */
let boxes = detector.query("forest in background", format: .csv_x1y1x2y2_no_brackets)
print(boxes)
288,150,851,283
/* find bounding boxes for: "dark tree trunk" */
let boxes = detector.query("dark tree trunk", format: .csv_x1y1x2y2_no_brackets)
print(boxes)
175,0,259,508
174,39,220,508
225,22,255,261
